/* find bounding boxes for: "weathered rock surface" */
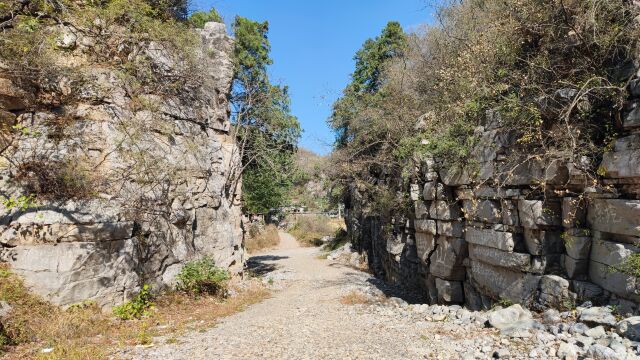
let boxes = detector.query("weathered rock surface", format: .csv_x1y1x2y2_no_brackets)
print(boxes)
344,55,640,317
579,307,618,327
0,23,243,307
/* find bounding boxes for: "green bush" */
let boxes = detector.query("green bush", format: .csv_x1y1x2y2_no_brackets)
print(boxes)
175,258,230,296
188,8,223,28
113,284,154,320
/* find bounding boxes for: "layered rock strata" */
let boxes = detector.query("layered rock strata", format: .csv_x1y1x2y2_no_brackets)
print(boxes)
348,80,640,314
0,23,244,307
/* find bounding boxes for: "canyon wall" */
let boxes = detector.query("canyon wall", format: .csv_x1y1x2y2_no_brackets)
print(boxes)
348,84,640,315
0,22,244,307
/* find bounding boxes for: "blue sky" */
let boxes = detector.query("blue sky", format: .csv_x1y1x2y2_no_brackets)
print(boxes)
193,0,436,155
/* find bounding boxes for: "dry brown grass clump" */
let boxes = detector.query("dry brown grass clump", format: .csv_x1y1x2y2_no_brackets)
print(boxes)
0,265,269,360
339,291,372,305
245,224,281,253
288,215,343,247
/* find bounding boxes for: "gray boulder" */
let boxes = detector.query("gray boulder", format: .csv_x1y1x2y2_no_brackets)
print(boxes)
0,301,11,320
543,308,562,324
557,342,579,360
616,316,640,341
579,307,618,327
488,304,538,336
586,344,623,360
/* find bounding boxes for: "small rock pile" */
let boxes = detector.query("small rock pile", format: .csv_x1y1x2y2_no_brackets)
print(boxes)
349,292,640,359
326,243,367,270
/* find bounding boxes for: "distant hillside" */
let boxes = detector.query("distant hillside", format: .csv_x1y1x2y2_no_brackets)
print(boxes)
289,148,330,211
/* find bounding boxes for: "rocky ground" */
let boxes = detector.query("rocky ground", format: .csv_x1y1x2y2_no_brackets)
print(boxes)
118,233,640,360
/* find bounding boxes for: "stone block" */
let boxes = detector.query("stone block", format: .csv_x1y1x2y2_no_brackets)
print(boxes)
0,222,134,246
429,200,462,221
0,240,140,306
424,274,438,304
500,159,545,186
589,261,640,302
624,106,640,129
462,199,502,224
415,201,430,219
572,280,604,301
415,232,436,265
543,159,570,185
423,181,436,200
563,255,589,279
435,182,453,201
538,275,571,308
410,184,421,201
474,186,522,199
466,227,516,252
435,278,464,303
564,234,592,260
415,219,437,235
614,134,640,152
523,229,564,255
455,188,473,200
436,220,463,238
501,200,519,226
518,200,562,229
464,281,485,311
588,199,640,237
590,239,640,266
562,197,587,229
469,244,531,271
429,236,467,281
470,260,541,306
441,167,472,186
600,149,640,178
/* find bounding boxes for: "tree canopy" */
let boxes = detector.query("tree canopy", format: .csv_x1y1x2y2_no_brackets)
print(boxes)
230,16,301,214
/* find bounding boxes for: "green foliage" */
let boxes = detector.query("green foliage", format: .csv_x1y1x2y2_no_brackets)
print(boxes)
329,0,639,220
175,258,230,296
610,253,640,279
113,285,154,320
0,195,36,211
230,16,301,213
351,21,407,94
188,8,223,28
233,17,272,80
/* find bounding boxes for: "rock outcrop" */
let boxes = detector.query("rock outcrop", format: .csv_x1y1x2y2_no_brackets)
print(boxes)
346,73,640,314
0,23,244,307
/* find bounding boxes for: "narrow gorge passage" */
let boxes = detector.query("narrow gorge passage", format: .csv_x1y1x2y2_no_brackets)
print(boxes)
123,232,511,360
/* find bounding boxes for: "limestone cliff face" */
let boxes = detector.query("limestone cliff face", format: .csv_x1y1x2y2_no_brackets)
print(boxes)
0,22,244,307
347,82,640,314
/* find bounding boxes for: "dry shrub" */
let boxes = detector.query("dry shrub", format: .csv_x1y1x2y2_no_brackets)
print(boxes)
329,0,640,217
0,265,269,359
14,159,97,200
245,224,281,253
339,291,371,305
288,215,341,247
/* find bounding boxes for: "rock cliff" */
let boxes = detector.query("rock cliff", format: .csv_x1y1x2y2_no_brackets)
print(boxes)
347,82,640,315
0,22,244,307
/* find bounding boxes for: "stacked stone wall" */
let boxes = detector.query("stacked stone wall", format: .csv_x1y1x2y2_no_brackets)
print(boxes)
351,80,640,314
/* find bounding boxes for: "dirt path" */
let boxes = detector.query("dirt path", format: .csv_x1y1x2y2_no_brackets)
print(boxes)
122,232,546,360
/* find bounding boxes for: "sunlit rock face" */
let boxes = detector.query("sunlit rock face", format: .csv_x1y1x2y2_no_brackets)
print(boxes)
346,85,640,314
0,22,244,307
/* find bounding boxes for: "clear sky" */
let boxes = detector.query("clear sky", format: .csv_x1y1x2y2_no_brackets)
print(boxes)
193,0,436,155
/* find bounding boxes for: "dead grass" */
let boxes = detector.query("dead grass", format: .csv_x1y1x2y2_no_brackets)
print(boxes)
245,224,281,254
339,291,372,305
288,215,343,247
0,265,269,360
